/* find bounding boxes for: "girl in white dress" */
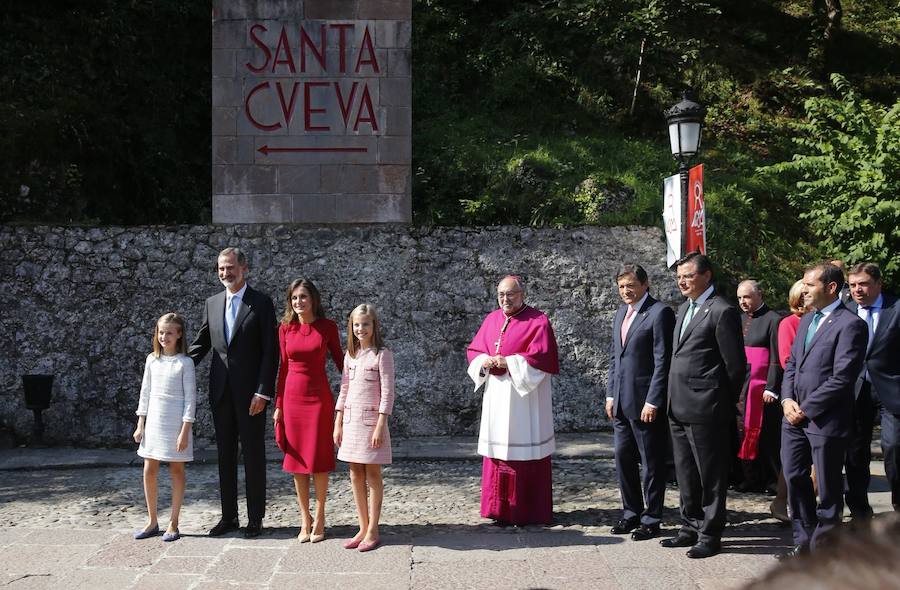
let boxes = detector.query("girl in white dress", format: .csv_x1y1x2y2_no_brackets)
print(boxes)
132,313,196,542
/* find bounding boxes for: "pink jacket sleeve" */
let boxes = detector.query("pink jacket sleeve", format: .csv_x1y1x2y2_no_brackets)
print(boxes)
335,352,351,412
378,349,396,415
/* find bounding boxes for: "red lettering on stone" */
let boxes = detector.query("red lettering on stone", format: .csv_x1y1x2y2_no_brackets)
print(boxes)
330,23,353,73
304,81,330,131
354,83,379,131
300,24,327,73
272,26,297,73
276,81,300,127
244,81,282,131
246,24,271,73
334,81,359,127
355,26,380,74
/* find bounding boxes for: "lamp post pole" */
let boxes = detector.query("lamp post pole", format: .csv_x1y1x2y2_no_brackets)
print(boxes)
680,161,690,258
664,90,706,263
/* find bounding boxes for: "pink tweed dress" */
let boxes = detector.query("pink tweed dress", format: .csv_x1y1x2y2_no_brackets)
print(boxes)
336,347,395,464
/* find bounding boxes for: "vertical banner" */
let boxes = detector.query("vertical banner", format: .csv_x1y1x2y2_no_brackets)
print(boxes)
686,164,706,254
663,173,682,268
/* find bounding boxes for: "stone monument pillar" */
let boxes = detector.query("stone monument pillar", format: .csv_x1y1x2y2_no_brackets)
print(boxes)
212,0,411,223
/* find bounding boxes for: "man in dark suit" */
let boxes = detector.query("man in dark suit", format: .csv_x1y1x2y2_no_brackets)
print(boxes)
190,247,278,538
844,262,900,517
662,252,746,559
780,262,867,557
606,263,675,541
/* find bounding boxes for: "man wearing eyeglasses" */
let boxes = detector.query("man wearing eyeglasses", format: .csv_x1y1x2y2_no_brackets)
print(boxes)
465,275,560,525
661,252,746,558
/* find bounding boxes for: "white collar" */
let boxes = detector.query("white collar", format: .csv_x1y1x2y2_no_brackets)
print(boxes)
816,297,842,316
629,292,650,313
690,285,715,306
226,283,248,301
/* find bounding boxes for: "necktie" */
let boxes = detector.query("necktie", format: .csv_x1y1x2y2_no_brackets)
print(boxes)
680,301,697,340
621,306,636,346
225,296,239,343
803,311,824,352
863,305,875,355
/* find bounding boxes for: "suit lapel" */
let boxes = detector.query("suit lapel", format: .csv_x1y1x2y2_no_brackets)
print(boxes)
677,295,714,349
613,306,625,356
212,291,227,347
799,305,843,365
230,287,253,345
870,297,897,354
623,296,654,350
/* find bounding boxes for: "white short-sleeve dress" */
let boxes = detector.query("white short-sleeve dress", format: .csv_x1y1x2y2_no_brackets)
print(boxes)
135,353,196,462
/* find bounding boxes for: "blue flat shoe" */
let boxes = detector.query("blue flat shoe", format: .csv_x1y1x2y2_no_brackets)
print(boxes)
162,529,181,542
133,525,160,540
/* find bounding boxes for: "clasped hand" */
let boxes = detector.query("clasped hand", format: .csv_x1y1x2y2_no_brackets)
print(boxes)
782,399,806,425
482,355,507,370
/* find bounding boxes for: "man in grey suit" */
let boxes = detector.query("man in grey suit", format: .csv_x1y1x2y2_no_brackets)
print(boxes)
189,247,278,538
606,263,675,541
661,252,746,558
844,262,900,517
780,262,867,557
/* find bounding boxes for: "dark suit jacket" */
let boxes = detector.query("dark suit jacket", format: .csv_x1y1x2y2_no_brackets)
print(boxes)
189,284,278,407
847,294,900,414
607,296,676,420
782,303,868,437
668,291,747,423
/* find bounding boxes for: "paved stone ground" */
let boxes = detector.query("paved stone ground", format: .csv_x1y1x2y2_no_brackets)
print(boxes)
0,434,892,589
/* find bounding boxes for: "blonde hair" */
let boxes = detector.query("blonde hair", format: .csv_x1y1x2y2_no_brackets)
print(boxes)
788,279,806,316
152,312,187,357
346,304,384,358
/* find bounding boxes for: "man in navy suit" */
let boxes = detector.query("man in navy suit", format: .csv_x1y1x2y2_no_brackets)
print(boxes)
662,253,746,559
844,262,900,517
606,263,675,541
780,262,868,557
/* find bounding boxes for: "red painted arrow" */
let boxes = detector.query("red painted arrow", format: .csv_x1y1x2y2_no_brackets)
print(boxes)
258,145,368,155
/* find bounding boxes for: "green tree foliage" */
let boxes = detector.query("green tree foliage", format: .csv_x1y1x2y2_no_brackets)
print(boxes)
0,0,210,224
760,74,900,285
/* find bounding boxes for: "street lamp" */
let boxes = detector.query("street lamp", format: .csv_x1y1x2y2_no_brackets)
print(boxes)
664,90,706,260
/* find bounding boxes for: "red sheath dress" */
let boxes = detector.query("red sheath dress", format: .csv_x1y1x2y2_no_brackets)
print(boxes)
276,319,344,474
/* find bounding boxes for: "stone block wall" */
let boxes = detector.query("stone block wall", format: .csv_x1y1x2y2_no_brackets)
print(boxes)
0,225,679,446
212,0,412,223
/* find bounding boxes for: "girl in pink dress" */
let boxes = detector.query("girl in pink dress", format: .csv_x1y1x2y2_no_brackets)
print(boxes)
273,279,343,543
333,304,395,552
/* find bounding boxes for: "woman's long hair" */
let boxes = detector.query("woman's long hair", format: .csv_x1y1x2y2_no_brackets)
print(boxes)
281,278,325,324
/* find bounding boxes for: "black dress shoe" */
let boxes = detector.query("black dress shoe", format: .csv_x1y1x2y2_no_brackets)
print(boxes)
660,531,698,548
631,524,660,541
686,540,721,559
775,544,809,560
243,519,263,538
209,517,240,537
610,518,640,534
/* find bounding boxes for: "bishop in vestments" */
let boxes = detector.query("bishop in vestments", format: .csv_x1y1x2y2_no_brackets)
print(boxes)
466,275,560,525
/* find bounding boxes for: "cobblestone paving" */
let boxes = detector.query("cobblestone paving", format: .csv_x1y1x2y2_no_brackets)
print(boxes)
0,458,780,534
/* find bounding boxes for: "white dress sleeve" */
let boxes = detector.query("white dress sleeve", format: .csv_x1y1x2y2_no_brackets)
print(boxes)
467,354,491,391
506,354,549,397
136,354,153,416
180,355,197,423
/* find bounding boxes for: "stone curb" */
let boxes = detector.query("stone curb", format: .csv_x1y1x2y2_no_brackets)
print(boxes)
0,433,617,471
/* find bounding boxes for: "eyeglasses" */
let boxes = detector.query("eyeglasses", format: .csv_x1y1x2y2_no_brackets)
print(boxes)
677,272,698,281
497,291,522,299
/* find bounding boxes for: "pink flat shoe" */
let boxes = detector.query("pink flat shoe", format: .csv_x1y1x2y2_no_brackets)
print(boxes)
358,539,381,552
342,537,362,549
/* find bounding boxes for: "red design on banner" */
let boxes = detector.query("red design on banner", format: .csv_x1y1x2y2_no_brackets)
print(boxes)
687,164,706,255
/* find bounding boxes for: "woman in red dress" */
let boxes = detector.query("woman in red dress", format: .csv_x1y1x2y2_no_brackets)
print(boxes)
273,279,343,542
